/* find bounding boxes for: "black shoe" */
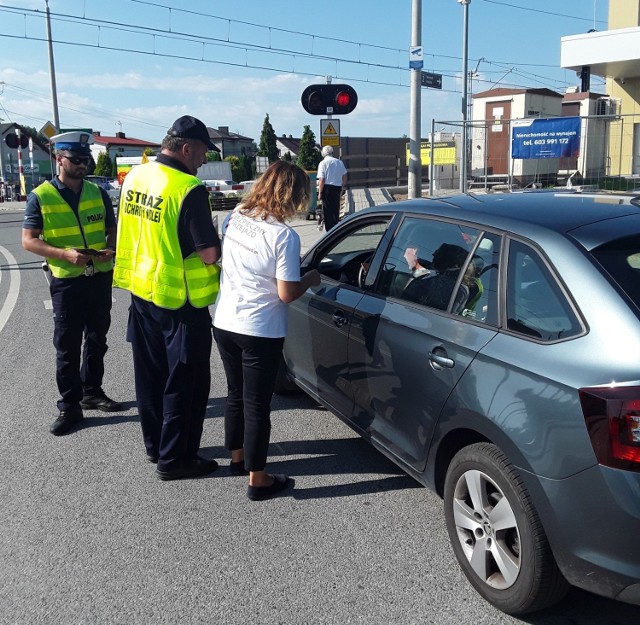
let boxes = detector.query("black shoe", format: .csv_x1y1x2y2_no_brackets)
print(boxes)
247,474,292,501
50,408,84,436
156,455,219,481
147,454,158,464
80,393,123,412
229,460,248,476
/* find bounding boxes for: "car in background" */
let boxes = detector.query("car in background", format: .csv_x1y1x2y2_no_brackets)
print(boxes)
278,191,640,615
85,175,121,206
202,179,248,196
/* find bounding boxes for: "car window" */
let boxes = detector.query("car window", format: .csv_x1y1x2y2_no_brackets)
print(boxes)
377,216,481,314
591,234,640,310
314,220,390,287
458,232,501,325
506,240,582,341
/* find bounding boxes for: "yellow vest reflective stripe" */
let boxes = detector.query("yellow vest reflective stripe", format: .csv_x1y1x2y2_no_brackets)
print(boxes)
33,181,113,278
114,161,219,309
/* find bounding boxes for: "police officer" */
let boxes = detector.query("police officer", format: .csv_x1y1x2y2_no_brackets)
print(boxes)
114,115,221,481
22,131,123,436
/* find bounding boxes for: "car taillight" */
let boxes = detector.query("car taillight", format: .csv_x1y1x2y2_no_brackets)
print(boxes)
231,184,244,190
579,386,640,472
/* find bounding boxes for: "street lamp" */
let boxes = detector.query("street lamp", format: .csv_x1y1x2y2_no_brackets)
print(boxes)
458,0,470,193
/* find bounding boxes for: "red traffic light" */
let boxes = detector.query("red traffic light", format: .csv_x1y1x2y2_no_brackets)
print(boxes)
301,84,358,115
335,91,351,108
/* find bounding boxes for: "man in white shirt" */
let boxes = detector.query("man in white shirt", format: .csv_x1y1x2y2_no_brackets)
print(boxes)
317,145,347,231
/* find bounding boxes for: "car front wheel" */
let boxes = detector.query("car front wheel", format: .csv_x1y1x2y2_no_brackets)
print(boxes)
443,443,568,615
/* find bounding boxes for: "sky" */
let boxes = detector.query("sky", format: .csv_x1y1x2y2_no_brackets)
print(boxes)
0,0,609,146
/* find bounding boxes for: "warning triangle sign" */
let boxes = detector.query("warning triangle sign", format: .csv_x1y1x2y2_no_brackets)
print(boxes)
323,122,337,135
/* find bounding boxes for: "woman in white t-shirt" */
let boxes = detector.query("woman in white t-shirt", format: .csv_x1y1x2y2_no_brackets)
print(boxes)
214,161,321,501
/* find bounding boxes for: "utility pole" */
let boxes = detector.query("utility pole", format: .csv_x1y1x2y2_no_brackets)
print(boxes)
45,0,60,129
408,0,422,199
459,0,470,193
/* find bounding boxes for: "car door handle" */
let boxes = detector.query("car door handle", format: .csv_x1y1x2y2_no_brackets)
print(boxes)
428,351,455,368
332,311,348,327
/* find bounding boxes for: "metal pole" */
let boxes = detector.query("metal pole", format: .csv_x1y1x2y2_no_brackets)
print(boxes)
45,0,60,129
408,0,422,199
0,118,5,195
16,128,25,199
459,0,470,193
429,118,435,196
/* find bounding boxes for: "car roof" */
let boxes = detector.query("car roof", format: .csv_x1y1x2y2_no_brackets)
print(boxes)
363,190,640,243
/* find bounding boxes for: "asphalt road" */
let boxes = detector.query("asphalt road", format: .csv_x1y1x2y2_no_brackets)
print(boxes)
1,208,639,625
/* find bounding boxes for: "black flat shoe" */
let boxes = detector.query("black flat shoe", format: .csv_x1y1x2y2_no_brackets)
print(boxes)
229,460,247,476
49,408,84,436
80,393,123,412
247,474,292,501
156,455,219,481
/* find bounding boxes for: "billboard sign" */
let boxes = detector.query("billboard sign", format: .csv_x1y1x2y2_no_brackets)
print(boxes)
406,141,457,166
512,117,581,159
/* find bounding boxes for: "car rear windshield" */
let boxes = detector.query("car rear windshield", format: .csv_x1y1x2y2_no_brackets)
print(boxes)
591,235,640,309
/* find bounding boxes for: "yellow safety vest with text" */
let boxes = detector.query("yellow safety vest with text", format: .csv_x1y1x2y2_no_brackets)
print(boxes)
114,161,219,309
33,180,113,278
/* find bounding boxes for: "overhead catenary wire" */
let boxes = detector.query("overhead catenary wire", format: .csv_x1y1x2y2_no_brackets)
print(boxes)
0,3,599,94
0,1,606,133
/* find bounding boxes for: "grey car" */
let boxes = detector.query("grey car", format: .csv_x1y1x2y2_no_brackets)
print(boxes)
279,191,640,615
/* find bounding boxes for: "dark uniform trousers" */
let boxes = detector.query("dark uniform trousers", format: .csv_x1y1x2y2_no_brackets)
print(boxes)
321,184,342,231
50,270,113,411
127,295,212,471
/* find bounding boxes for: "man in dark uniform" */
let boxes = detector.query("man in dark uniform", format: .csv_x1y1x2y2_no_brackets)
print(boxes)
22,131,123,436
114,116,221,481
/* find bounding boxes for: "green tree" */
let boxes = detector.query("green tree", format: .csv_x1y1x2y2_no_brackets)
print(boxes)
257,114,278,163
143,147,155,157
238,154,252,181
94,152,113,177
282,151,292,162
224,156,243,182
296,125,321,171
207,150,221,162
111,156,118,178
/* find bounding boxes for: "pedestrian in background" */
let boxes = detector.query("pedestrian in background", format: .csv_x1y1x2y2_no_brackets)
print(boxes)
213,161,321,501
22,131,122,436
114,115,221,481
317,145,347,231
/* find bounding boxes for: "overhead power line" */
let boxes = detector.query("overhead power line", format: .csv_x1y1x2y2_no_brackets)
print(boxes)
0,3,588,92
478,0,607,24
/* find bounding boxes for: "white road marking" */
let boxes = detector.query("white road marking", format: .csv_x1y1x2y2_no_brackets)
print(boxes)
0,245,21,336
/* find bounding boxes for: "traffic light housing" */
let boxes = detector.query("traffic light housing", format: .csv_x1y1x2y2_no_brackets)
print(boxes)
4,132,29,149
301,84,358,115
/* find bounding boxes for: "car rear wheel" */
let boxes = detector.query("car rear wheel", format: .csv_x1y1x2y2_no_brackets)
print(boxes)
443,443,568,615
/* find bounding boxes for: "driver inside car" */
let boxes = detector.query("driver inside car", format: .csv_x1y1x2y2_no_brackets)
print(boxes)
403,243,470,313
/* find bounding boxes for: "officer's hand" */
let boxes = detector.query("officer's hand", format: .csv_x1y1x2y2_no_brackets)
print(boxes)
98,248,115,261
63,248,90,266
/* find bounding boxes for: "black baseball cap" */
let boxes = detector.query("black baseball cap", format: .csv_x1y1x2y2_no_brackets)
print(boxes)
167,115,215,150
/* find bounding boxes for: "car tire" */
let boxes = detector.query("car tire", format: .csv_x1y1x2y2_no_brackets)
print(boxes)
443,443,568,615
273,356,299,395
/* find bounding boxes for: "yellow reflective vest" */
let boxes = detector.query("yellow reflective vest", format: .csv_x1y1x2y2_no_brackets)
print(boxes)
33,180,113,278
114,161,219,309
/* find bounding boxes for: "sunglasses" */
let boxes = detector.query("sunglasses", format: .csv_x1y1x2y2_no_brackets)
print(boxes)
62,155,91,166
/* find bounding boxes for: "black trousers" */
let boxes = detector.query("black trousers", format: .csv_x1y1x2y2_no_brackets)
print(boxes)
214,327,284,472
50,270,113,411
321,184,342,231
127,296,212,470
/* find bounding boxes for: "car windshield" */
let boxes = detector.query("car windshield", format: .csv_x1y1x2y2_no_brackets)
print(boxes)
591,234,640,309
